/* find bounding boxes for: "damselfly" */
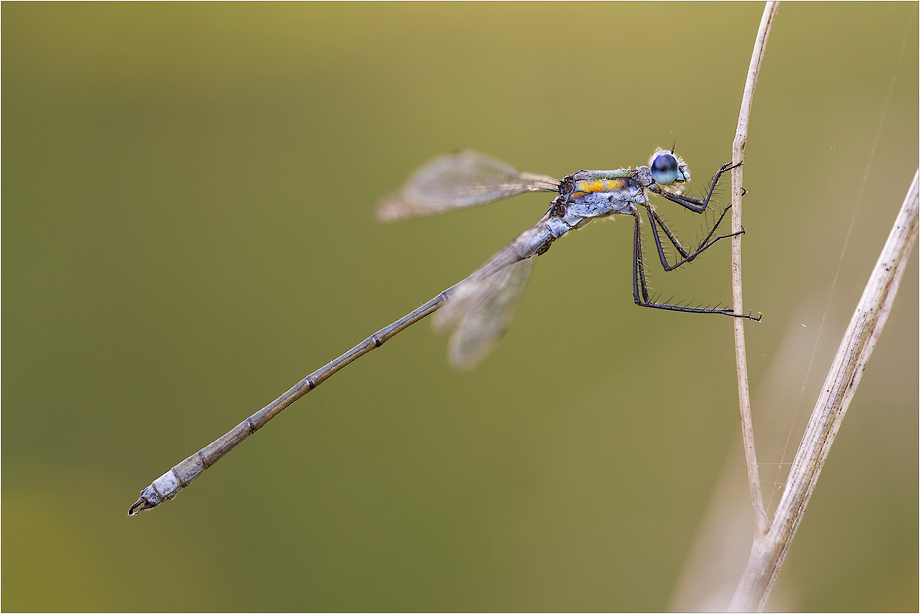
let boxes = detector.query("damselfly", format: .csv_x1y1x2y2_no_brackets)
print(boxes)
129,148,758,515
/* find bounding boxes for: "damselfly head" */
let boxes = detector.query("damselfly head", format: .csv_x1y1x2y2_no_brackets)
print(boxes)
649,149,690,192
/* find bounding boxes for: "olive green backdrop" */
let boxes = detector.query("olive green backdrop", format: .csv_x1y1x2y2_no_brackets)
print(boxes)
3,3,917,611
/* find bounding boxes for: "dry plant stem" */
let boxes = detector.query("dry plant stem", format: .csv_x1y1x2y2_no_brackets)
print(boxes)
730,170,920,612
731,1,778,537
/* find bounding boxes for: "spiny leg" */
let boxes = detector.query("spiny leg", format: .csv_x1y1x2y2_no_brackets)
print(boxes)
632,212,653,306
645,203,744,272
655,161,741,213
631,211,759,319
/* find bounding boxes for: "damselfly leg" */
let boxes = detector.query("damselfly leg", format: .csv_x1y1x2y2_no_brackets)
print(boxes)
632,161,759,319
650,161,741,212
644,204,737,271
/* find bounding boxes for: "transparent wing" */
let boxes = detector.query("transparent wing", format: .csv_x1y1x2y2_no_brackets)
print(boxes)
434,256,535,370
377,150,560,221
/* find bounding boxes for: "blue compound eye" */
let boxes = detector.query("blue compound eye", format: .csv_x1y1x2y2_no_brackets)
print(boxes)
650,152,681,185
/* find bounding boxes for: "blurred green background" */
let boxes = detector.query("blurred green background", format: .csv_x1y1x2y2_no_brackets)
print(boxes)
3,3,917,611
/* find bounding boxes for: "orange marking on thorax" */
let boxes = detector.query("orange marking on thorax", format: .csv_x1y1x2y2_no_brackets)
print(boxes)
573,178,624,197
